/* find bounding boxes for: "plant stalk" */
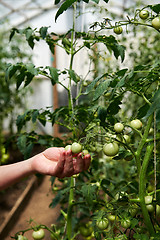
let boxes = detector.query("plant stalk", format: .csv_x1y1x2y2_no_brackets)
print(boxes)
66,177,75,239
139,144,155,236
136,114,154,174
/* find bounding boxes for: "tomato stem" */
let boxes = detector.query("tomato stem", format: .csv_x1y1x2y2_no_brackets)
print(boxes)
139,144,155,236
136,114,153,174
66,177,75,239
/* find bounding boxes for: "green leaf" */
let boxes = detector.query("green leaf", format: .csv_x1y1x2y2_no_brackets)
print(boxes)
48,67,59,85
91,0,99,3
137,103,150,119
32,110,39,123
146,89,160,117
25,72,34,87
55,0,61,4
17,135,27,154
148,4,160,14
9,28,17,41
107,97,122,115
24,142,34,159
55,0,76,22
103,0,109,3
93,79,111,101
81,184,97,206
68,69,78,83
39,27,48,39
84,73,108,94
16,72,25,89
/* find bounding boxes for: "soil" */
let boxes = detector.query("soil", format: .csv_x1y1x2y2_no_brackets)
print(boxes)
0,176,60,240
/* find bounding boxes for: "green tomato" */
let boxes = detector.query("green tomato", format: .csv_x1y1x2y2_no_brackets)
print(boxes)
130,119,142,129
17,235,25,240
146,204,154,212
145,195,153,204
152,17,160,30
103,142,119,156
107,214,117,222
71,142,82,154
32,229,45,240
114,26,123,35
79,225,93,237
139,10,149,20
156,204,160,217
114,123,124,133
123,134,131,144
121,219,131,229
65,145,72,151
96,218,109,230
82,149,89,155
129,206,138,217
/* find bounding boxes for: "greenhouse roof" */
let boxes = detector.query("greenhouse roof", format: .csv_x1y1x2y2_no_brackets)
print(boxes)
0,0,57,28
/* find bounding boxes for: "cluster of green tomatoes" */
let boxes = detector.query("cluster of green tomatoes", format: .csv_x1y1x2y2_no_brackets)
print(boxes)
102,119,142,158
113,9,160,35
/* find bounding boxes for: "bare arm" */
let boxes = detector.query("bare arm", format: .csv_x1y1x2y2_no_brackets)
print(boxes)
0,147,91,191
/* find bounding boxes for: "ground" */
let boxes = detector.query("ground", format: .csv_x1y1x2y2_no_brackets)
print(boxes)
3,176,60,240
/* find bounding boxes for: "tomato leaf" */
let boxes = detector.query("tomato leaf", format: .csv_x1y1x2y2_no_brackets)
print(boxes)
148,4,160,14
93,79,111,101
48,66,59,85
54,0,61,4
39,27,48,39
81,184,98,206
146,88,160,117
68,69,78,83
55,0,76,22
84,73,108,95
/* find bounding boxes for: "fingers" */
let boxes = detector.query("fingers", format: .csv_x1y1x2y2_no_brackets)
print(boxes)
46,148,91,178
73,153,84,174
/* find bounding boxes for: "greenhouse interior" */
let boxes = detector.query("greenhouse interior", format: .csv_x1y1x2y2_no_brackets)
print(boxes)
0,0,160,239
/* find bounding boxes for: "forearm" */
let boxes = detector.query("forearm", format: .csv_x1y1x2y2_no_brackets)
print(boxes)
0,157,36,191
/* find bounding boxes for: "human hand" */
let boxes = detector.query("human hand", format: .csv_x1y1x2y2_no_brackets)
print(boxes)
31,147,91,178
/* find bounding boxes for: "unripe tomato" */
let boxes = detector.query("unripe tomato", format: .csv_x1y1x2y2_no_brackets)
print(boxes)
82,149,89,155
129,206,138,217
103,142,119,156
17,236,25,240
79,225,93,237
121,219,131,229
114,26,123,35
96,218,109,230
107,214,117,222
65,145,72,151
123,134,131,144
130,119,142,129
71,142,82,154
139,10,149,20
32,229,45,240
114,123,124,133
146,204,154,213
152,17,160,30
156,204,160,217
145,195,153,204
